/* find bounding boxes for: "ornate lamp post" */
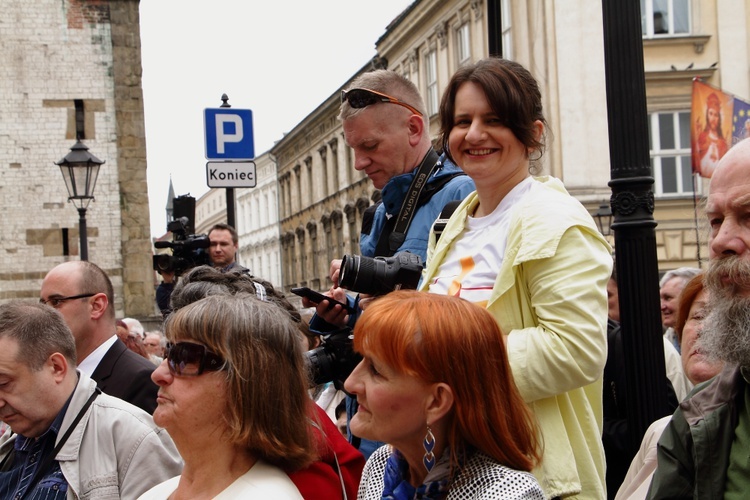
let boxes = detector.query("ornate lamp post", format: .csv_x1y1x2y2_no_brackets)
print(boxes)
55,140,105,261
595,201,614,237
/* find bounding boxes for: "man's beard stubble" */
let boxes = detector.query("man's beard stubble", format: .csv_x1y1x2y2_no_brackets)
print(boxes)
700,256,750,368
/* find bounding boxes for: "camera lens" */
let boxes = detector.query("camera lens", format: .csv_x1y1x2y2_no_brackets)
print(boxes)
153,254,175,273
340,255,387,296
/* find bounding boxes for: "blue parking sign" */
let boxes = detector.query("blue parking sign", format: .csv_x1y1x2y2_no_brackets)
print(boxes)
204,108,254,160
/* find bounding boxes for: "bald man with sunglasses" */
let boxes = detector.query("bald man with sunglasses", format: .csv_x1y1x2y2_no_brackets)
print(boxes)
307,70,475,459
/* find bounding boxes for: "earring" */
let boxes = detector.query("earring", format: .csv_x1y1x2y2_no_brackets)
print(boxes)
422,425,436,472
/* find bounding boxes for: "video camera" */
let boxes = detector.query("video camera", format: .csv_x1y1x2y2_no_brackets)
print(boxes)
305,251,424,387
153,217,211,276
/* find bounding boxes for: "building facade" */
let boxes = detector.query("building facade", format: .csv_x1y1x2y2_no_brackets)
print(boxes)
0,0,155,318
269,0,749,293
235,151,282,287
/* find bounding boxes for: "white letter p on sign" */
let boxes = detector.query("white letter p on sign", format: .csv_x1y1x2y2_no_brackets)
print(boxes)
215,114,243,154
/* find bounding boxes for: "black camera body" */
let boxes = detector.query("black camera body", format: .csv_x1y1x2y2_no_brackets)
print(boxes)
305,251,424,386
339,251,423,296
153,217,211,276
306,328,361,389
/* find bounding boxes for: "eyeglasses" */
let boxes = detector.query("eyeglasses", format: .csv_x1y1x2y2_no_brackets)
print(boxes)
39,293,96,308
165,341,225,376
341,88,423,117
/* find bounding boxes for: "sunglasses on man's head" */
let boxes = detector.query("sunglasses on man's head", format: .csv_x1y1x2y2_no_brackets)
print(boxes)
165,341,225,376
341,88,423,117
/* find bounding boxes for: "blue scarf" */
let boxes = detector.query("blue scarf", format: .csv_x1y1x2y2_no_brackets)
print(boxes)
381,448,453,500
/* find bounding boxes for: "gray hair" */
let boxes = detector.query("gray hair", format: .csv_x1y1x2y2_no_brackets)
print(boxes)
659,267,702,289
0,301,77,370
340,69,428,128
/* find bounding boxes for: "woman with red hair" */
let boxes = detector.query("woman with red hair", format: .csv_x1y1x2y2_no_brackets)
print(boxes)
345,290,543,499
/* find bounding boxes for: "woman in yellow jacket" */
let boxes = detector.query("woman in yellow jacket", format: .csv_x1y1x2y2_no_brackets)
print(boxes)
420,57,612,499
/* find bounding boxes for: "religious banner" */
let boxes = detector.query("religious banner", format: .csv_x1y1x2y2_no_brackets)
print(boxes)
691,78,732,178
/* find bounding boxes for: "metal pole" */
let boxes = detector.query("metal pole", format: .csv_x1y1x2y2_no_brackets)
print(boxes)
78,207,88,261
601,0,670,452
220,93,236,229
486,0,503,57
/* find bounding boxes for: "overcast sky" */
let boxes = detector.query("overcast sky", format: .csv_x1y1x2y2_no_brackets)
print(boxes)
140,1,413,238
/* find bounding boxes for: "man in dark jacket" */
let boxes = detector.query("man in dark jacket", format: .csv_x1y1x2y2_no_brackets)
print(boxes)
40,261,158,414
648,138,750,498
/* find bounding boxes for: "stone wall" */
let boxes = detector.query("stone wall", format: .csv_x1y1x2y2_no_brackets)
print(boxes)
0,0,155,320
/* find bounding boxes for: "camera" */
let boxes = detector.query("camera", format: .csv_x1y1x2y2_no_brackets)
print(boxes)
153,217,211,276
305,251,424,386
339,251,424,296
306,328,361,389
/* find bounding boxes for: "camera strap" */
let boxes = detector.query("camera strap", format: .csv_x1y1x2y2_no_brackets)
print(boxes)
375,148,440,257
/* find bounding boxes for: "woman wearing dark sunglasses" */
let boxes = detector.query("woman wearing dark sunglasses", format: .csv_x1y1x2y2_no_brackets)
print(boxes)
138,294,316,499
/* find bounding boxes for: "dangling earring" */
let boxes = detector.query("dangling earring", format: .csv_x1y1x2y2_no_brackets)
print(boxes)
422,424,436,472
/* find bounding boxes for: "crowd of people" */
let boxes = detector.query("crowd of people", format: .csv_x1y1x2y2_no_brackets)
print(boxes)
1,57,749,499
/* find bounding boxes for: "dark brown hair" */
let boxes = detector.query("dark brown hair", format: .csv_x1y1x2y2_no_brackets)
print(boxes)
439,57,547,165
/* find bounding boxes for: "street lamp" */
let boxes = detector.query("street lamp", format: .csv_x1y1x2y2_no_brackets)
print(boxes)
55,140,105,261
594,201,613,236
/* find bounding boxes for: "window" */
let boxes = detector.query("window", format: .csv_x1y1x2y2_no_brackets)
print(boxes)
641,0,689,37
425,49,438,116
648,111,697,196
501,0,513,59
456,23,470,67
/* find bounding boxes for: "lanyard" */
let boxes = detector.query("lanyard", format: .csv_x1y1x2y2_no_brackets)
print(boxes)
375,148,440,256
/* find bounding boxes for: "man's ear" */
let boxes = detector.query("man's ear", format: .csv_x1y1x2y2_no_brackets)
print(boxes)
425,382,454,422
407,114,425,147
89,292,109,320
47,352,70,383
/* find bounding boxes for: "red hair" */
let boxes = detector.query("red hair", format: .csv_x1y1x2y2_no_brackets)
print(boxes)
353,290,540,471
674,272,705,344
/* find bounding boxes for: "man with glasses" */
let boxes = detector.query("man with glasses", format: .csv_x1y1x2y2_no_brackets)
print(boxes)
0,301,182,499
40,261,159,414
307,70,475,458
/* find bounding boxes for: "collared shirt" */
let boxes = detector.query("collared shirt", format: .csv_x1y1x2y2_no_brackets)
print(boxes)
77,334,117,376
0,399,71,500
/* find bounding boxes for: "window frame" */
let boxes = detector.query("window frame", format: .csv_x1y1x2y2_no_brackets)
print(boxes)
455,22,470,68
648,110,700,198
424,48,438,117
641,0,691,38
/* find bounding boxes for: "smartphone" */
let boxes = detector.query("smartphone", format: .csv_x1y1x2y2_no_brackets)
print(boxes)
290,287,355,313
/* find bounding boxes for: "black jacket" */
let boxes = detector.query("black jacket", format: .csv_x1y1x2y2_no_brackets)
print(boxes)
91,338,159,414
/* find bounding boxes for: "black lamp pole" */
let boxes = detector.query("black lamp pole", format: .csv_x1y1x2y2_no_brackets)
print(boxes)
601,0,671,453
77,207,89,261
56,140,104,261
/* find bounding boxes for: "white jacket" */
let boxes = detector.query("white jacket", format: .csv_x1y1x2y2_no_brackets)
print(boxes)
0,372,183,499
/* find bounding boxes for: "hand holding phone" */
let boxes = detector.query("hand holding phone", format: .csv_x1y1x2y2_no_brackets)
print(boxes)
290,287,354,313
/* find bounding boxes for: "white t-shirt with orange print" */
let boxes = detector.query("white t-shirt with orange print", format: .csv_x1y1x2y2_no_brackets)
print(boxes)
427,176,535,308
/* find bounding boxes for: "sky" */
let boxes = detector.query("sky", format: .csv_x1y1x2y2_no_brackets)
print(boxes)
140,1,414,238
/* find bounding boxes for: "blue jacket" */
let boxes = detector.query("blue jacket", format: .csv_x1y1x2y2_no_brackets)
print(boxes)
310,153,473,460
359,154,475,261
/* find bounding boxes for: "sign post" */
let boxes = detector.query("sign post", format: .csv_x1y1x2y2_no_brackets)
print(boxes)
204,94,255,228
